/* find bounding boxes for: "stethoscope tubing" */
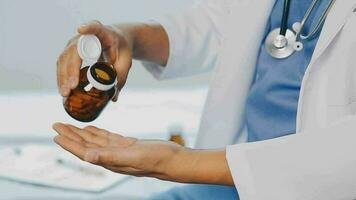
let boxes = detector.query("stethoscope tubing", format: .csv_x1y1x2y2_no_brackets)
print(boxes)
280,0,291,35
295,0,336,41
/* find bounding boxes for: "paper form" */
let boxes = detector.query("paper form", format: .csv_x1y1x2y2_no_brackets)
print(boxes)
0,144,127,192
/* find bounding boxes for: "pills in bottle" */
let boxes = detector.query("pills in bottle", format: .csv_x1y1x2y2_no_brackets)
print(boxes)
63,35,117,122
168,124,186,146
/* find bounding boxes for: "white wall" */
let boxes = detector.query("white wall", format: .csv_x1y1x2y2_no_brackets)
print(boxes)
0,0,211,92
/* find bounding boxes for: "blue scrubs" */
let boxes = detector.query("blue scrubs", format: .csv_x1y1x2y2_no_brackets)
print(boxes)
148,0,329,199
245,0,328,142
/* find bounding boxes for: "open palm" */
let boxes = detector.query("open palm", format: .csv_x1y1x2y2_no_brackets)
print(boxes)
53,123,183,178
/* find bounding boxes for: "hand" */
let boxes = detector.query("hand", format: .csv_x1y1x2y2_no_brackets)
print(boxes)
53,123,234,185
56,20,133,101
52,123,184,178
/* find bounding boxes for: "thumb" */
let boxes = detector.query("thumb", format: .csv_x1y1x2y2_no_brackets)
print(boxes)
78,20,103,35
84,149,116,165
112,85,120,102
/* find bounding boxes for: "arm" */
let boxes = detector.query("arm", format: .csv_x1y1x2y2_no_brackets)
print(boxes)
166,148,233,185
112,22,169,66
140,0,228,79
57,0,227,97
52,123,233,185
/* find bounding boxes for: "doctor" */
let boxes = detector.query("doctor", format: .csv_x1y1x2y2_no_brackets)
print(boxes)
54,0,356,199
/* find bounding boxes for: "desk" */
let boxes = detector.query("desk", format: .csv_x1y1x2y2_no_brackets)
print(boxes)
0,171,181,200
0,88,207,199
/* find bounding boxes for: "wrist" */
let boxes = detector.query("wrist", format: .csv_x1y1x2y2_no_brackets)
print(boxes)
157,146,199,183
190,149,234,185
113,22,169,66
160,147,234,185
110,23,136,55
155,142,187,180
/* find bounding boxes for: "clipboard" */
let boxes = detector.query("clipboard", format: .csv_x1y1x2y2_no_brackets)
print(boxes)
0,144,127,192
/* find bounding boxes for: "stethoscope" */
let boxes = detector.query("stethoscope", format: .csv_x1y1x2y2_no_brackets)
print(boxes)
265,0,336,59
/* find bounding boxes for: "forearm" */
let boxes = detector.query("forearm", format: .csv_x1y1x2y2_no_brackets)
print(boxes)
161,148,234,186
112,22,169,66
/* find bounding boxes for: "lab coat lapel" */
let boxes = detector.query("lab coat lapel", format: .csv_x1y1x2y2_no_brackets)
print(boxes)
309,0,356,67
296,0,356,132
196,0,276,148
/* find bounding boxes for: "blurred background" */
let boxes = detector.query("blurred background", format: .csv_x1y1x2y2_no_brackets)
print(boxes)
0,0,212,139
0,0,210,92
0,0,212,199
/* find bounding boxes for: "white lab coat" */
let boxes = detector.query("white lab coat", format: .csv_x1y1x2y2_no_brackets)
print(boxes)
143,0,356,199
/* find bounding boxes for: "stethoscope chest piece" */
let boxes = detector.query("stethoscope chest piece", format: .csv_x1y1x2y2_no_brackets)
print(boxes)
265,28,297,59
264,0,336,59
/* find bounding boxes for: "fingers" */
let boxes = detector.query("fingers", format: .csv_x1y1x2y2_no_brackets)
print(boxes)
53,123,124,148
59,20,131,99
52,123,84,143
57,54,68,96
56,43,81,96
76,21,131,102
57,21,105,97
109,50,121,102
54,140,139,176
78,21,116,51
78,20,104,35
53,135,87,160
65,124,102,148
66,124,109,147
83,125,109,138
106,45,118,66
112,85,120,102
83,126,131,148
66,48,81,89
57,21,106,97
53,123,104,147
114,50,132,92
53,123,105,162
78,22,120,70
52,124,140,174
54,134,101,163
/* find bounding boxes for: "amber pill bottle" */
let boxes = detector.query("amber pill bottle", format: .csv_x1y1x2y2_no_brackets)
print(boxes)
168,124,186,146
63,35,117,122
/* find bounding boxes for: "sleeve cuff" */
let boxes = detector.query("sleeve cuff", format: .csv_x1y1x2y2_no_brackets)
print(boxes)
226,144,257,200
141,16,185,80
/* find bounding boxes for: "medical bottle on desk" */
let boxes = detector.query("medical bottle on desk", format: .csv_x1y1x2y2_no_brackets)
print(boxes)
168,124,186,146
63,35,117,122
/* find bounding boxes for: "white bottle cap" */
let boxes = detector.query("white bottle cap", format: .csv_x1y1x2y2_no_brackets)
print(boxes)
86,64,118,91
77,35,102,67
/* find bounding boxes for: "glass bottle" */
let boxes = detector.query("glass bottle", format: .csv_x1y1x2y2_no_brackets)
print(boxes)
168,124,186,146
63,35,117,122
